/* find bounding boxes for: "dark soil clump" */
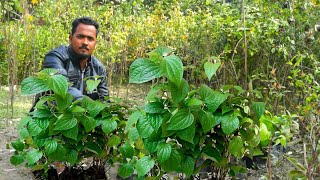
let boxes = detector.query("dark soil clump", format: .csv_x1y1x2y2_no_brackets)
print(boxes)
33,164,107,180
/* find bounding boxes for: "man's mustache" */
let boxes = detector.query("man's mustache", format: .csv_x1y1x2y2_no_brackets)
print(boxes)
80,46,89,50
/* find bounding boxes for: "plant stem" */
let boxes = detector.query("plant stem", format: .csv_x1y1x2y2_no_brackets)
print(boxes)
242,0,248,89
267,140,272,179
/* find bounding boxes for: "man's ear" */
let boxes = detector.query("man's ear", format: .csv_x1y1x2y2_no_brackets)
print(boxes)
69,34,72,43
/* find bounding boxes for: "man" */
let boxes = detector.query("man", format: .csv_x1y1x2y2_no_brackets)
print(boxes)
42,17,108,101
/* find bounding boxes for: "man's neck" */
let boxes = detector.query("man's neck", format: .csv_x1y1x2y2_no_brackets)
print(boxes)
80,59,88,71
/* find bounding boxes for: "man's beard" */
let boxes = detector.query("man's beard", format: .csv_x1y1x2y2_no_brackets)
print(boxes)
74,52,90,60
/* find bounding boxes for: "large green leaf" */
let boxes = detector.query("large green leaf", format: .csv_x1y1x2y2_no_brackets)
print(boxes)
147,113,163,131
128,127,140,143
55,93,73,111
54,114,77,131
86,79,101,94
146,84,167,101
260,123,271,142
26,149,43,164
181,156,195,177
21,77,50,96
18,116,31,130
161,55,183,86
48,74,68,96
125,111,143,133
167,109,194,131
80,116,97,132
187,98,203,107
176,122,195,143
33,137,46,148
19,128,29,139
62,125,79,140
118,163,134,179
70,105,86,113
157,143,172,164
161,149,181,172
37,68,58,77
221,112,240,135
85,142,102,154
205,91,228,113
82,96,107,117
145,101,164,114
204,61,221,81
10,155,25,166
120,142,134,158
66,149,78,166
199,85,228,113
27,120,43,136
35,118,50,131
136,156,155,177
259,115,276,133
34,96,54,109
228,136,244,158
168,79,189,103
137,117,154,138
129,58,163,84
107,135,121,147
48,144,67,161
33,109,53,118
252,102,266,119
148,46,173,57
199,110,216,133
203,146,222,163
45,139,58,155
144,139,162,154
11,139,24,151
101,119,117,134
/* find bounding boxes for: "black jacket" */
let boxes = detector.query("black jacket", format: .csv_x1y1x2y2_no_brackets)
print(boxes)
42,45,109,100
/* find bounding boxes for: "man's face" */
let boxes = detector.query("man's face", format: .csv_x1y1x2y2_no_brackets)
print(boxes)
69,23,97,60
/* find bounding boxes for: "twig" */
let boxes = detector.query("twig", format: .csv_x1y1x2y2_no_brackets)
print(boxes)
303,143,308,175
267,139,272,180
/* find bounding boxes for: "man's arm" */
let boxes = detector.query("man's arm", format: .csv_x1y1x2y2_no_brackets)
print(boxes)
97,66,109,100
43,54,84,100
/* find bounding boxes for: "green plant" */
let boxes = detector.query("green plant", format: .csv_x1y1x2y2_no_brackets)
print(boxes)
10,69,127,177
286,56,320,179
116,46,293,179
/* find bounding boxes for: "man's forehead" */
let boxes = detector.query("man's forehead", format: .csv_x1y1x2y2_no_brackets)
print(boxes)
75,24,97,36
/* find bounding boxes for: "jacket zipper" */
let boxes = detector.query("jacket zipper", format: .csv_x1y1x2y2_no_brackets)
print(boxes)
80,69,85,94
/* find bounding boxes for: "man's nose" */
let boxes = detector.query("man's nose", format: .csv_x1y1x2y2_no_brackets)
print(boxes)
82,38,89,45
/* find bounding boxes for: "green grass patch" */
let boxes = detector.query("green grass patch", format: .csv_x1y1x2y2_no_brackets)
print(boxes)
0,87,33,129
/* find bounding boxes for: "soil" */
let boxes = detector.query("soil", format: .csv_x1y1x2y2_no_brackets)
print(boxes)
0,125,35,180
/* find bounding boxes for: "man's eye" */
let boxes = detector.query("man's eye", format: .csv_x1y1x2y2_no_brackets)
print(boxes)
77,35,84,39
88,37,94,41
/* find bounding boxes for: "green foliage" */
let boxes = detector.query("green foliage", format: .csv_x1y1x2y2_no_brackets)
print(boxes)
11,69,127,174
285,54,320,179
119,47,294,178
3,0,319,177
10,46,299,178
1,0,319,93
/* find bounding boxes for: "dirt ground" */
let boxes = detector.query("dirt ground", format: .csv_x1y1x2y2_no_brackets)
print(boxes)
0,124,35,180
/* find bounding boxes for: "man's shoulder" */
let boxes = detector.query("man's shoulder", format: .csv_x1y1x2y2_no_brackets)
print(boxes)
91,56,105,68
46,45,69,59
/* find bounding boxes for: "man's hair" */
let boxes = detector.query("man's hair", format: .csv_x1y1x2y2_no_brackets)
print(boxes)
71,17,99,36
